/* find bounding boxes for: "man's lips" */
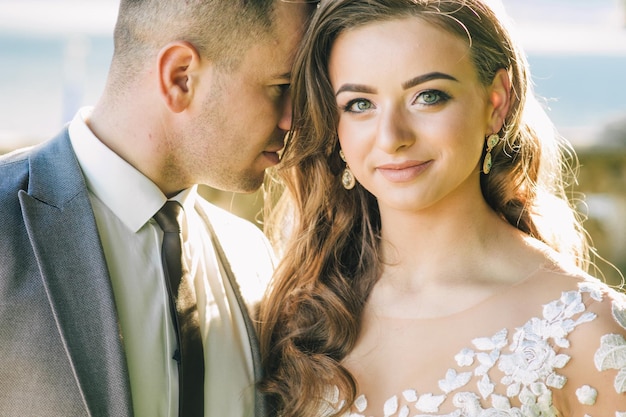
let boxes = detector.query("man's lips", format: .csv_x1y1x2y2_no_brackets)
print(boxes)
262,145,284,166
264,146,284,154
261,138,285,164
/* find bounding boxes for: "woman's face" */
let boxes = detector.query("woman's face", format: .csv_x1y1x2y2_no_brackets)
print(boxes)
329,16,506,216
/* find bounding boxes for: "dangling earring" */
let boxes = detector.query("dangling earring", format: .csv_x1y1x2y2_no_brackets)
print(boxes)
339,149,356,190
482,133,500,174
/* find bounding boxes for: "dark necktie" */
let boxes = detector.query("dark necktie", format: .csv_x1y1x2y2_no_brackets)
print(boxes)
154,201,204,417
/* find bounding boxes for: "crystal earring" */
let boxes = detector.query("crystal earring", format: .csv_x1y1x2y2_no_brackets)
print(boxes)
482,133,500,174
339,150,356,190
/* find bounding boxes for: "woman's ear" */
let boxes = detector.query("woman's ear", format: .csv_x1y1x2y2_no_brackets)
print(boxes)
157,41,200,113
487,68,512,133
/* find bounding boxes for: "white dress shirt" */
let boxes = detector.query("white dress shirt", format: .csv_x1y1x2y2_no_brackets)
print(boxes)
68,107,254,417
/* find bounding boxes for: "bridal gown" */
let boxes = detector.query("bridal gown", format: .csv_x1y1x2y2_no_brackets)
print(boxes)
321,265,626,417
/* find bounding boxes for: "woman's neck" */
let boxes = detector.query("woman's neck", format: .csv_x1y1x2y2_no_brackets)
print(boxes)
376,196,542,292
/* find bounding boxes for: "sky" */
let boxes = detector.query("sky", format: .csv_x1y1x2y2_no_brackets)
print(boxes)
0,0,118,36
0,0,625,146
503,0,626,55
1,0,625,52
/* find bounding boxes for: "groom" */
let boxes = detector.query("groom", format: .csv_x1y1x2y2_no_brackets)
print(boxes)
0,0,314,416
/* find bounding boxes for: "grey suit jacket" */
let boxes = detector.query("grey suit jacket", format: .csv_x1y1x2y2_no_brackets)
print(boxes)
0,129,272,417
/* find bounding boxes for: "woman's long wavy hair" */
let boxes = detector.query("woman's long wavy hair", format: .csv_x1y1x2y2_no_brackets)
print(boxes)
259,0,589,415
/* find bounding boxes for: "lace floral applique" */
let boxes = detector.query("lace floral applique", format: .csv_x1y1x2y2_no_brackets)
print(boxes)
575,385,597,405
591,294,626,403
594,334,626,394
612,298,626,331
328,285,625,417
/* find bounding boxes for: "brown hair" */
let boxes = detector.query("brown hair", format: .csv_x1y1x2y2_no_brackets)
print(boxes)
109,0,276,86
259,1,589,415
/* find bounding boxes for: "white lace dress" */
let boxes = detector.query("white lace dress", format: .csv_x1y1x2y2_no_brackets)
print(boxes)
321,269,626,417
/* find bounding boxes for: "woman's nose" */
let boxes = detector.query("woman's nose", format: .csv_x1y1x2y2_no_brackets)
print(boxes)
277,93,293,132
375,106,416,153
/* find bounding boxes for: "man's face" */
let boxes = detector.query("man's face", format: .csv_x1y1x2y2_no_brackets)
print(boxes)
179,1,312,193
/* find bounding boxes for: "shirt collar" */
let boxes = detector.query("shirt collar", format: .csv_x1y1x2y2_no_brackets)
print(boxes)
68,107,198,232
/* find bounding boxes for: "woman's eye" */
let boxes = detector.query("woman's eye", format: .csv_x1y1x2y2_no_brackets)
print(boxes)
415,90,450,106
344,99,374,113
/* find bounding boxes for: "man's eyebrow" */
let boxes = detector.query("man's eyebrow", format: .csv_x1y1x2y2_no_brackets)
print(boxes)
275,72,292,80
402,72,458,89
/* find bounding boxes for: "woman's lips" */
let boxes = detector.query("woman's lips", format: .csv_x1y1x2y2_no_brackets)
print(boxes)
376,160,432,182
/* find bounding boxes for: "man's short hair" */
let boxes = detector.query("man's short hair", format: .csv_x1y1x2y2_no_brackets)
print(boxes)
110,0,276,81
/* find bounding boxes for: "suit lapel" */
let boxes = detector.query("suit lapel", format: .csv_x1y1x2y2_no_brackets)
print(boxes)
20,131,133,417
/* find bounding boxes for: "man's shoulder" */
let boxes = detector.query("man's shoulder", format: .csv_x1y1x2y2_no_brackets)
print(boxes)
0,144,35,203
0,130,71,184
0,144,32,164
0,144,32,174
3,129,88,206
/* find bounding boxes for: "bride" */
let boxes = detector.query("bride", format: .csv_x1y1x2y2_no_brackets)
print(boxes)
258,0,626,416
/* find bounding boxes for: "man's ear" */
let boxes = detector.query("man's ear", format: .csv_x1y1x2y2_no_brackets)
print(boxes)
487,68,512,133
157,41,200,113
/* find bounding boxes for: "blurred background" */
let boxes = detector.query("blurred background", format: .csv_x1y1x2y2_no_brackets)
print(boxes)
1,0,625,285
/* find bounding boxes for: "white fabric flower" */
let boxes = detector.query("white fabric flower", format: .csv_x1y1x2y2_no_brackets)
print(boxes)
383,395,398,416
594,333,626,393
455,347,476,367
415,393,445,413
612,299,626,330
575,385,597,405
438,369,472,393
401,389,417,402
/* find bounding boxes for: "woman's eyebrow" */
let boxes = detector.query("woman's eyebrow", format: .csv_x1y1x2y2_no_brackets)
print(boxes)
335,83,377,96
402,72,458,89
335,72,458,96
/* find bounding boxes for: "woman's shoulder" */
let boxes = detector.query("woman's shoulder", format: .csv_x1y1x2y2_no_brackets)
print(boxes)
508,240,623,303
523,261,626,413
515,258,626,337
524,256,624,305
